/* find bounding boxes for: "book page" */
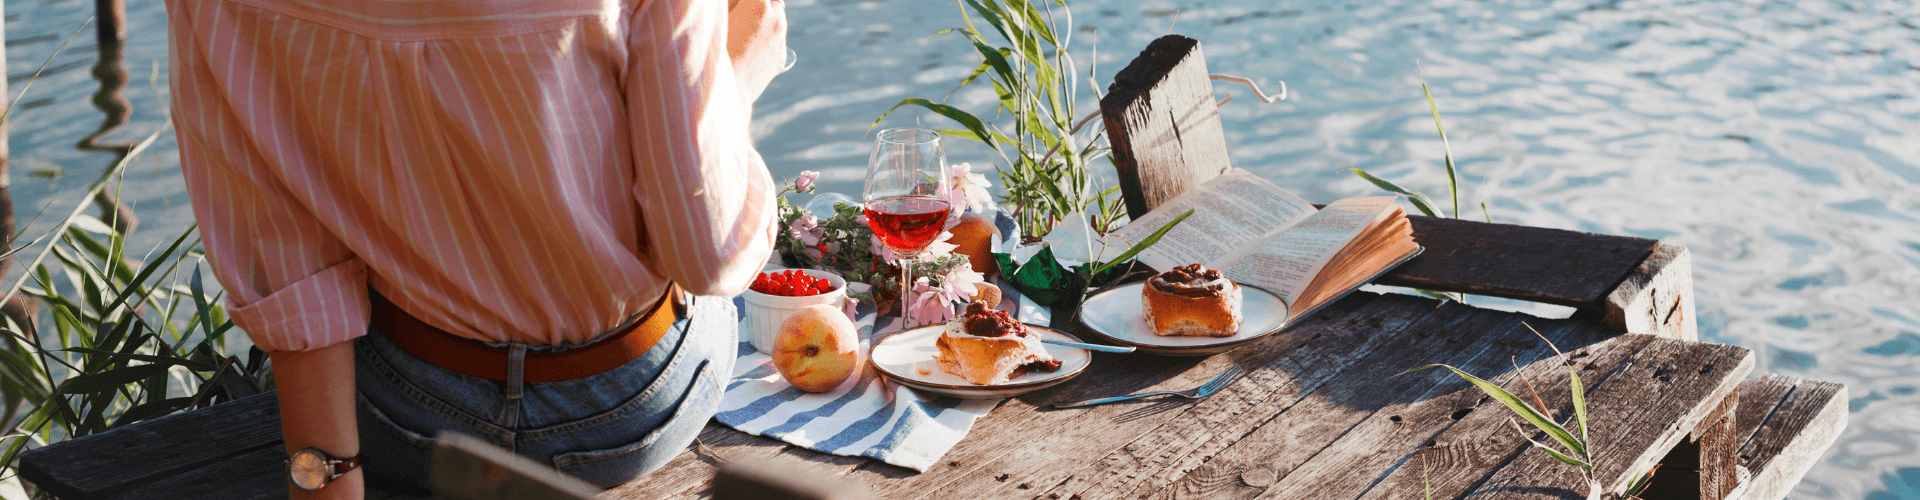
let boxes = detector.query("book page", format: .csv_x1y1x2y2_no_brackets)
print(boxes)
1224,196,1399,305
1115,170,1317,272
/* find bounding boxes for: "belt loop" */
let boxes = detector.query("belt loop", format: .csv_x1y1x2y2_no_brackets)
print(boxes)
503,343,527,430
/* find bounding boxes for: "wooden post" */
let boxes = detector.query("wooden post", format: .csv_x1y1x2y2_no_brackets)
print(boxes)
1603,243,1697,340
96,0,128,43
1100,34,1232,219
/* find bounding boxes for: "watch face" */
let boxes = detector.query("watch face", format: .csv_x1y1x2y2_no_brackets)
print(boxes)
289,449,330,490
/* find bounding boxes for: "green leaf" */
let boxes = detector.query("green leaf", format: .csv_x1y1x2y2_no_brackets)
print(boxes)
67,214,117,236
1347,168,1444,218
875,98,1005,160
110,396,193,428
1401,363,1586,456
1416,63,1460,220
103,226,196,316
55,363,172,396
190,266,218,342
1508,418,1593,470
1089,209,1193,277
62,348,217,372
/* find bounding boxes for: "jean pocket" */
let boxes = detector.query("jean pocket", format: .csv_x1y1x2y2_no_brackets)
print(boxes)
549,356,724,487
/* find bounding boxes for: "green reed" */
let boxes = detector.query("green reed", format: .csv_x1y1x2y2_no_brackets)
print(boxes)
0,21,261,492
877,0,1123,239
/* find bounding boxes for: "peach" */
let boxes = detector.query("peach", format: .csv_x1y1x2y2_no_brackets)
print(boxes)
772,304,863,392
948,212,998,279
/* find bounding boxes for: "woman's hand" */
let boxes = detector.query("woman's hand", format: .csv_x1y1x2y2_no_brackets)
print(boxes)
727,0,787,104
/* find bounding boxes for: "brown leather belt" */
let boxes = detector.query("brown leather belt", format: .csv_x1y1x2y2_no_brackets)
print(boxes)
371,284,683,383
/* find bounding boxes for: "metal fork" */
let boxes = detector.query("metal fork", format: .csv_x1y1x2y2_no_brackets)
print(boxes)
1053,365,1246,409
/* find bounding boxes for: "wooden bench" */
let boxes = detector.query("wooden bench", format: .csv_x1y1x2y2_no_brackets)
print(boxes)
16,34,1845,500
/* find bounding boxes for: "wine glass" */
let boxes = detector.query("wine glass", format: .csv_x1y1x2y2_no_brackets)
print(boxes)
863,128,952,329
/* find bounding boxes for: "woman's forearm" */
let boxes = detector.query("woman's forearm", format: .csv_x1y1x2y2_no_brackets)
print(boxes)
272,342,363,499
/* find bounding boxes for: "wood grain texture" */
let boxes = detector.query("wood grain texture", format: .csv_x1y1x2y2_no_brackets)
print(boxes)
1101,34,1232,220
1465,338,1753,500
18,391,283,500
1603,244,1697,340
1241,314,1611,500
1354,335,1661,500
1374,216,1659,308
1699,387,1740,500
1729,375,1848,500
1062,296,1481,500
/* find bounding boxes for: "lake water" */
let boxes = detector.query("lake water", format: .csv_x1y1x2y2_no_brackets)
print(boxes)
6,0,1918,497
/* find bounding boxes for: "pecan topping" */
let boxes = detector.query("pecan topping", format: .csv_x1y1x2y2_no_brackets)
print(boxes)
961,302,1027,337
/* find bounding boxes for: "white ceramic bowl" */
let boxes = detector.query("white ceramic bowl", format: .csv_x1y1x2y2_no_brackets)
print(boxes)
740,268,849,354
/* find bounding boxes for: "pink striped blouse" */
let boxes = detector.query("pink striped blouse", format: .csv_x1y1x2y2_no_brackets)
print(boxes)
167,0,777,352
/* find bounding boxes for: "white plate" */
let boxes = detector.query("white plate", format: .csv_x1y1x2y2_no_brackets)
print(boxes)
1076,282,1291,356
869,324,1093,399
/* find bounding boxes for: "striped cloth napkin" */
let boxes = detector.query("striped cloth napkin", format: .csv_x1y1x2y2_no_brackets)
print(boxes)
714,209,1044,471
714,303,1001,471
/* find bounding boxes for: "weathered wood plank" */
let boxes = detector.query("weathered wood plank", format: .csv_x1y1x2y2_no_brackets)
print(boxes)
1237,315,1609,500
18,391,283,500
1728,375,1847,500
1135,305,1538,500
107,445,283,500
1643,385,1741,500
1374,216,1659,309
1101,34,1232,220
1354,334,1662,500
860,293,1422,500
1603,244,1697,340
1466,338,1753,499
1043,295,1472,500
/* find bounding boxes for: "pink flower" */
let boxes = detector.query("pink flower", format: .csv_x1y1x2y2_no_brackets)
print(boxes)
908,278,956,326
946,162,993,215
869,234,901,263
921,231,958,256
795,171,820,192
940,263,985,305
788,214,823,246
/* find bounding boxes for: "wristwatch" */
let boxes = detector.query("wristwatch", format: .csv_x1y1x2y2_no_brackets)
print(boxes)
286,447,367,492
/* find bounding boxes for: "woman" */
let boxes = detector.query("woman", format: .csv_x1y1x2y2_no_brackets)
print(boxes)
166,0,787,496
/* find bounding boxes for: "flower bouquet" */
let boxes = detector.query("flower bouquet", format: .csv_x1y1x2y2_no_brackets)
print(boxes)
772,166,997,325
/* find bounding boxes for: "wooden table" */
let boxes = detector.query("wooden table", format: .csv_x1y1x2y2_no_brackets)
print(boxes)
614,291,1750,500
12,216,1845,500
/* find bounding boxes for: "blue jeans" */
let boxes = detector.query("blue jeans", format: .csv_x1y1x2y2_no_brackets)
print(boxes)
355,295,736,490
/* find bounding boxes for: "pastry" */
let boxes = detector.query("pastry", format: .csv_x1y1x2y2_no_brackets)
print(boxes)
1141,263,1243,337
934,303,1063,385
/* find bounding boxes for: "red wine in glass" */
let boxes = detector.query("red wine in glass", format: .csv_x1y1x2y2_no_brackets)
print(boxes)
865,195,953,255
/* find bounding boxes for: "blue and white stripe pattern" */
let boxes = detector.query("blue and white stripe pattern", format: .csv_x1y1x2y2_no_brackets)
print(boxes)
715,308,999,471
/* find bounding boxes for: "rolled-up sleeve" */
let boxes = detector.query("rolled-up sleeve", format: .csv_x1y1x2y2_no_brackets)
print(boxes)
625,0,778,297
169,1,369,352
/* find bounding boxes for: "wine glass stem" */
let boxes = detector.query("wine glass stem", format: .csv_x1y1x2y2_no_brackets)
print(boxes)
899,254,914,329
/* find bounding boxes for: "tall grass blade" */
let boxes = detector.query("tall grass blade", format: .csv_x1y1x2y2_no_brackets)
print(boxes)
1415,63,1459,219
0,126,167,309
1524,322,1590,446
55,363,171,396
1089,209,1193,277
1402,363,1586,456
1347,168,1443,218
1508,418,1593,470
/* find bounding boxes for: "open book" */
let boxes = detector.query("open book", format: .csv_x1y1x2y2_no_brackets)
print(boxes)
1109,169,1422,321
